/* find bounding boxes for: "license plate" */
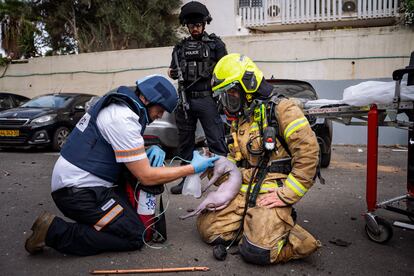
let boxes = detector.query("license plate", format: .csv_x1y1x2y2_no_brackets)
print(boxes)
0,130,19,137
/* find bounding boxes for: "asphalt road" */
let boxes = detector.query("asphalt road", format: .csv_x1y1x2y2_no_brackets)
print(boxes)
0,146,413,276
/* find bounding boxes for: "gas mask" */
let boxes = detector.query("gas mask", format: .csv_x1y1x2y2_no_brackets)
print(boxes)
213,83,245,119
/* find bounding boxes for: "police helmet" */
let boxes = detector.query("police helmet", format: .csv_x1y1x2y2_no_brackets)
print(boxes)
136,75,178,113
179,1,212,26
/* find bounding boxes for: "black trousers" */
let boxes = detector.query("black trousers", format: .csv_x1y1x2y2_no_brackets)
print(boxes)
175,95,228,161
46,186,145,256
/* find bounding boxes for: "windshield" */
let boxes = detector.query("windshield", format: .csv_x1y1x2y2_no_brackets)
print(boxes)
271,83,317,100
21,95,73,108
0,95,13,109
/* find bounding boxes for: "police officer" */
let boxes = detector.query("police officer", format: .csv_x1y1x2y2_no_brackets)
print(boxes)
24,75,219,256
168,1,228,194
197,54,321,264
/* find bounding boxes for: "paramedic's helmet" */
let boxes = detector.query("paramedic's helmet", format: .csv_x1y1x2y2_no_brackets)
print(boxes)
179,1,212,25
136,75,178,113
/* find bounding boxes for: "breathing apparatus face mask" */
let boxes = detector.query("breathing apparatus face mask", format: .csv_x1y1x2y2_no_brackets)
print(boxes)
213,83,244,118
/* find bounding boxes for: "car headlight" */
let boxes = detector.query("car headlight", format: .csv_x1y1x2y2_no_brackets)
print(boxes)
31,114,57,125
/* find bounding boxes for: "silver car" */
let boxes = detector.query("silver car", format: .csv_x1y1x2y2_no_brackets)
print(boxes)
143,111,206,156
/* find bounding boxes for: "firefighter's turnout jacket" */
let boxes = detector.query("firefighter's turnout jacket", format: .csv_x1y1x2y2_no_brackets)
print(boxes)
197,97,321,264
230,97,319,204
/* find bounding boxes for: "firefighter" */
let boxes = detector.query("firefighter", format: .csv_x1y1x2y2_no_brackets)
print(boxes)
168,1,228,194
196,54,321,264
24,75,219,256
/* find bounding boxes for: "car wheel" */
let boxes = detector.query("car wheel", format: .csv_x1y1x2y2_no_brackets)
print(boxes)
320,150,331,168
52,127,70,151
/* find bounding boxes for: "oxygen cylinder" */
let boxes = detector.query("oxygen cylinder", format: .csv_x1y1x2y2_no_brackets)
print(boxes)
136,189,156,241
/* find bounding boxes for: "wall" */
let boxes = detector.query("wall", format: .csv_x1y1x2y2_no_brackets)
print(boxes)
0,26,412,144
0,46,173,97
225,26,413,81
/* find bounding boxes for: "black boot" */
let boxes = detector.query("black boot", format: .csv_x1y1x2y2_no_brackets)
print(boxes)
170,178,185,194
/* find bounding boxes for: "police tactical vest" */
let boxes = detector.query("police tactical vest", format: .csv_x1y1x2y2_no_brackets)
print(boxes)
61,86,148,183
178,33,220,91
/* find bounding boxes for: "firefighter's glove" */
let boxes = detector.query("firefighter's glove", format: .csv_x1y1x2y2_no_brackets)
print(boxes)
146,145,166,167
190,151,219,174
257,188,288,208
169,68,179,80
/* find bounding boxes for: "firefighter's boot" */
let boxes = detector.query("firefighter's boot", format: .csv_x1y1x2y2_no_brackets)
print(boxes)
25,211,55,254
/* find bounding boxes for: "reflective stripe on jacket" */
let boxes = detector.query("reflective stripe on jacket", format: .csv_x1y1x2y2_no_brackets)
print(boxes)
275,99,319,204
240,182,279,194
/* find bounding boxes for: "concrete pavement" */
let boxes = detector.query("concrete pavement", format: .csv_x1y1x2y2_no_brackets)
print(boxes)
0,145,413,276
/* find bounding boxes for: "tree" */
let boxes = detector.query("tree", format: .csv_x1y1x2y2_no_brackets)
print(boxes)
402,0,414,25
0,0,39,58
32,0,182,54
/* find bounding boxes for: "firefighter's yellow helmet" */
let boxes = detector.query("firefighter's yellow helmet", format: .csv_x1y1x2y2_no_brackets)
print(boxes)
211,53,263,94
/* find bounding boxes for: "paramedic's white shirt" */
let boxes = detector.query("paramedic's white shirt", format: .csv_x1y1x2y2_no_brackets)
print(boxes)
51,103,146,192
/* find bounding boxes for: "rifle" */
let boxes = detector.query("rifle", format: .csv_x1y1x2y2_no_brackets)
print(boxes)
173,51,190,119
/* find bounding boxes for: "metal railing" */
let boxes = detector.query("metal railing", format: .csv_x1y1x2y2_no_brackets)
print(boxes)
240,0,400,27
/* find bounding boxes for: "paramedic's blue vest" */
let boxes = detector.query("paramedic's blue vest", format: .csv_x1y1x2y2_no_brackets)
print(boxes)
61,86,148,183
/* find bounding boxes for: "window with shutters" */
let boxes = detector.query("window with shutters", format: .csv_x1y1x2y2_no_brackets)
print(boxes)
239,0,263,8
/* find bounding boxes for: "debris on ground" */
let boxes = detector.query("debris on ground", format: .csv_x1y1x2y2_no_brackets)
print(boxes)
329,238,351,247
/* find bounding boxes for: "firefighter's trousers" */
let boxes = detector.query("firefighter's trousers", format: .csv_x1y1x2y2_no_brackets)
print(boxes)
197,192,321,264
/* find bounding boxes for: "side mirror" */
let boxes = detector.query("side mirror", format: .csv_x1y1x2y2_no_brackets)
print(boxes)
74,105,85,111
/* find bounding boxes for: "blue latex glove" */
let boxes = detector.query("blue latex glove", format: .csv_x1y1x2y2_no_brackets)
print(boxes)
146,145,166,167
190,151,220,174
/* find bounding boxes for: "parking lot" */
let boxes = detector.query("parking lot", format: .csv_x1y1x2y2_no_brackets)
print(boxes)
0,145,413,276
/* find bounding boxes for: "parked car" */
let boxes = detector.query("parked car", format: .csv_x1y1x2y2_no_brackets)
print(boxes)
143,111,206,156
267,79,333,168
0,93,96,151
0,92,30,111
